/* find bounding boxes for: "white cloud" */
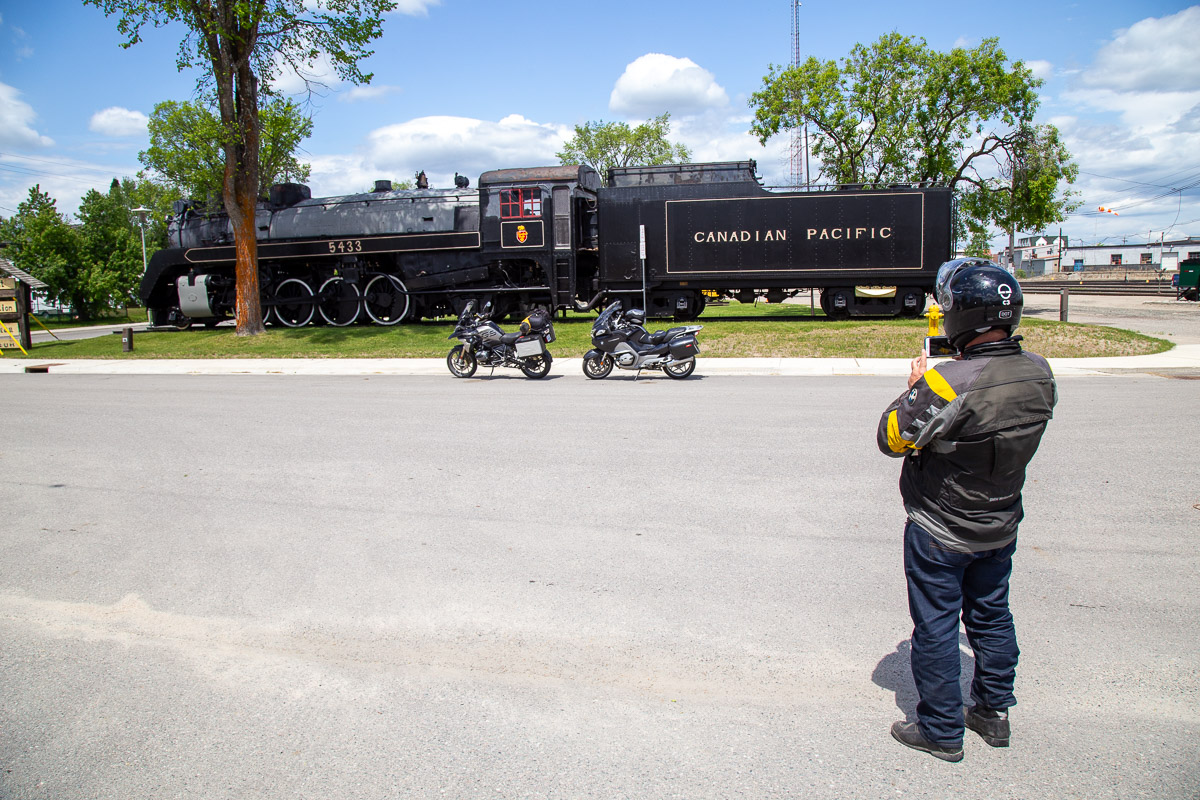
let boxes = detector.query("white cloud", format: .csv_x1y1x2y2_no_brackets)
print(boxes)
609,54,729,117
1048,7,1200,239
338,84,402,103
1026,59,1054,82
271,50,345,96
88,106,149,137
1081,7,1200,93
0,82,53,148
393,0,441,15
307,114,570,195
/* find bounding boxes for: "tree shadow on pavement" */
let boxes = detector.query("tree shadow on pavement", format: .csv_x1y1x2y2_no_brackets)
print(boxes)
872,636,977,720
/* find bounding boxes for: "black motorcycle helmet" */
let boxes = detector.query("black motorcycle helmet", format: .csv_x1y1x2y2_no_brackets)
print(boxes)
624,308,646,326
935,257,1023,349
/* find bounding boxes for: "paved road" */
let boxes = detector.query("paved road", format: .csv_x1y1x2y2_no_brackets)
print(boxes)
1,374,1197,800
28,322,149,345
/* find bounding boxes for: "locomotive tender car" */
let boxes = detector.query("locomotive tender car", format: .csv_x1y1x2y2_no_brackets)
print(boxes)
139,160,953,327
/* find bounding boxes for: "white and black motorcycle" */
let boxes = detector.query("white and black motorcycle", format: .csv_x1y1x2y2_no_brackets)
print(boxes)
583,301,702,379
446,301,555,379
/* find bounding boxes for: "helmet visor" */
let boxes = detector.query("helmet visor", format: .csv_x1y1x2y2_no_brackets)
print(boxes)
935,261,960,310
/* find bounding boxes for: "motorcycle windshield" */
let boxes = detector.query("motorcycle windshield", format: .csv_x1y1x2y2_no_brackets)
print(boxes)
595,302,621,329
457,300,477,325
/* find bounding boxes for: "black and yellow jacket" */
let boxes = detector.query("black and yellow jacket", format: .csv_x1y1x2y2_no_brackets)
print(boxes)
876,337,1057,552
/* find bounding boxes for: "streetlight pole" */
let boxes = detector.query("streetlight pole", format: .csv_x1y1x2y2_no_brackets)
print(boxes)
131,206,150,274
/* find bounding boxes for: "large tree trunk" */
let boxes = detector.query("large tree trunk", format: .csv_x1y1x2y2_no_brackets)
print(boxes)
224,68,265,336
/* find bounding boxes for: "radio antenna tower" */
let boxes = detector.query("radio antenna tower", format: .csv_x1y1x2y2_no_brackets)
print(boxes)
788,1,810,188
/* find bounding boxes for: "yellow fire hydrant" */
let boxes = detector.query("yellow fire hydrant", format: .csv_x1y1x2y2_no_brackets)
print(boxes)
925,302,942,336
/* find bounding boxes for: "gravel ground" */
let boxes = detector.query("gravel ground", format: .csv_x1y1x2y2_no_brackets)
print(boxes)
1021,293,1200,344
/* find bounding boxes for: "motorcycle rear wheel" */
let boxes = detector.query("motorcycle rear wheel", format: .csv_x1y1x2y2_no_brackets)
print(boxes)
582,353,614,379
520,352,552,379
447,345,478,378
664,358,696,379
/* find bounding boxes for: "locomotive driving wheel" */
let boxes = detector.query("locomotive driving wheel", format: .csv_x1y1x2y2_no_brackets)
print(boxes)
272,278,315,327
363,274,411,325
318,276,362,326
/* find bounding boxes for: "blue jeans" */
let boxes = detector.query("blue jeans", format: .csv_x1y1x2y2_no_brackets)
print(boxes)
903,519,1019,745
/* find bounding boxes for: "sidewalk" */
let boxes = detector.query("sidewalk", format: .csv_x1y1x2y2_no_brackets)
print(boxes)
4,344,1199,376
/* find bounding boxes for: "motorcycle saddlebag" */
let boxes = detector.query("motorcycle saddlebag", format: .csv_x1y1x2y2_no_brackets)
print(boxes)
514,335,546,358
669,335,699,359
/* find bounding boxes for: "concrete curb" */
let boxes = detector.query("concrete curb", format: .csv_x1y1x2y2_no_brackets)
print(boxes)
4,344,1198,377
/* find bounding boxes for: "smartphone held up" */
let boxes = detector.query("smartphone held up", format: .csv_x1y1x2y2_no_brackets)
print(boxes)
924,335,957,358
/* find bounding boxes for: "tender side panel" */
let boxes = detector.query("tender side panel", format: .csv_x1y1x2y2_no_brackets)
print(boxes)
665,193,926,275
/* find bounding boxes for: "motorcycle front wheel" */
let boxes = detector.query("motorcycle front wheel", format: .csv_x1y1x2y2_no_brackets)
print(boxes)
520,352,552,379
582,353,614,379
663,358,696,379
447,345,478,378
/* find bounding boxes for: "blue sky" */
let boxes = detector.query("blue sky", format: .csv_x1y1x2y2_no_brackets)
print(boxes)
1,0,1198,248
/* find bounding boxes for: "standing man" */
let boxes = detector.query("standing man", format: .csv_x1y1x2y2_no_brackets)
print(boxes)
877,258,1057,762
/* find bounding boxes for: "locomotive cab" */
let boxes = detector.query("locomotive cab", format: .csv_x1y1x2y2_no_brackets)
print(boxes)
478,165,601,313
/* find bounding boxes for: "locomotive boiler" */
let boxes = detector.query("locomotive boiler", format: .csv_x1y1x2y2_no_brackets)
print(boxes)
139,160,953,327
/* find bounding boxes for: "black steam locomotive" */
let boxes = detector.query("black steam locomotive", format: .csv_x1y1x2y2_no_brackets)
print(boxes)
139,161,954,327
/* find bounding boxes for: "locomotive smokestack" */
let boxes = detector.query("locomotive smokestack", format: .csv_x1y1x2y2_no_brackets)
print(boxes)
373,180,393,193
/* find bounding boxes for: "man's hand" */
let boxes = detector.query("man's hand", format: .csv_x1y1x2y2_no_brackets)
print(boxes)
907,352,927,389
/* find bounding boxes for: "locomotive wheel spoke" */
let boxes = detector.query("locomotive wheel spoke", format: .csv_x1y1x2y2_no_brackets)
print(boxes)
318,276,362,326
273,278,315,327
363,274,410,325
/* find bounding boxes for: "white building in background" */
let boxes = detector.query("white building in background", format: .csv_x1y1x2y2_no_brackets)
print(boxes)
1000,234,1200,276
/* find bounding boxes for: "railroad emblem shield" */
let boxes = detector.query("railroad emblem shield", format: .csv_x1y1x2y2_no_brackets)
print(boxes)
516,225,528,244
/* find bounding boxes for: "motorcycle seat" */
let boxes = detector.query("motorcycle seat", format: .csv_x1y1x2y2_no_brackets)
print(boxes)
648,327,686,344
500,332,522,345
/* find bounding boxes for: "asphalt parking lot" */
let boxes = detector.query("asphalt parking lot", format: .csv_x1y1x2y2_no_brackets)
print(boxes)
1,370,1196,799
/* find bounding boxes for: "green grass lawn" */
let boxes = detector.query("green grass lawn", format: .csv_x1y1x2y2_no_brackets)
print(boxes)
13,302,1171,360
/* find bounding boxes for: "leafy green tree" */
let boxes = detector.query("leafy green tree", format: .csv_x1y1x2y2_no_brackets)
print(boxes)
85,0,396,336
140,98,313,203
963,229,995,259
0,186,93,318
0,179,177,318
557,112,692,181
76,176,178,309
124,172,179,254
749,34,1077,239
77,180,145,309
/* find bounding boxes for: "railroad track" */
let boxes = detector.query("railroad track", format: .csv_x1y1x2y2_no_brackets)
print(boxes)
1020,279,1178,296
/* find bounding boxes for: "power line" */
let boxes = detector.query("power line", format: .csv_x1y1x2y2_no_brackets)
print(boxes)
0,152,136,186
0,151,131,178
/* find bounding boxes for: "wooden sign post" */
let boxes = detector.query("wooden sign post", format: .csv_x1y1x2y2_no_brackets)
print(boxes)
0,258,48,355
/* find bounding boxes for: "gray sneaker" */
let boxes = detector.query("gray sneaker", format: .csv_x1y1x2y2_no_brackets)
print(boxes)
890,721,964,762
965,706,1010,747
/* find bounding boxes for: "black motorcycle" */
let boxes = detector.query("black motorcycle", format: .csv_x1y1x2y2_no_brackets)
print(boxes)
583,301,702,379
446,301,555,379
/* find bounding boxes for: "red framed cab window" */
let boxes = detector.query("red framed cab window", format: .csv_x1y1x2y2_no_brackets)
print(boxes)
500,188,542,219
